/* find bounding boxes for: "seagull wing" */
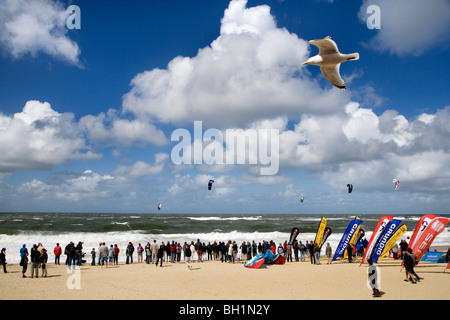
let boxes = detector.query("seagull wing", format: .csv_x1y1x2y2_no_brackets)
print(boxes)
320,64,346,90
309,36,340,55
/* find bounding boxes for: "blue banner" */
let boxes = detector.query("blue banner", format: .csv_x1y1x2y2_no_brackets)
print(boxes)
332,219,363,261
371,219,402,263
422,251,447,263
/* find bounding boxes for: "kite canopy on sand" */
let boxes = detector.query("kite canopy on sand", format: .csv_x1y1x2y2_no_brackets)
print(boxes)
244,249,286,269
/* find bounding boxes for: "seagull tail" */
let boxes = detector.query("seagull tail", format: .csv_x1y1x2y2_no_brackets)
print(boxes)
346,52,359,61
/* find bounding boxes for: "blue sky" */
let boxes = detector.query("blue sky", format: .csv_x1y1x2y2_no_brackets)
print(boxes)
0,0,449,214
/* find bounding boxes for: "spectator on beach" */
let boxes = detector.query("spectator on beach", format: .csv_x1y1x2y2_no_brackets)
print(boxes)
20,244,28,261
126,242,134,264
0,248,7,273
65,242,76,269
314,243,321,265
145,242,151,264
97,242,102,265
40,248,48,277
91,248,96,266
54,243,62,265
299,241,306,262
286,242,293,262
346,244,353,263
228,242,234,263
240,242,248,263
30,244,40,278
75,241,83,266
392,243,399,259
156,244,164,267
151,240,159,264
137,243,144,263
309,241,315,264
325,243,333,264
195,239,203,262
100,242,109,268
108,245,115,263
176,243,182,262
400,240,408,259
170,242,176,263
20,252,28,278
278,243,284,256
114,244,120,265
184,243,192,270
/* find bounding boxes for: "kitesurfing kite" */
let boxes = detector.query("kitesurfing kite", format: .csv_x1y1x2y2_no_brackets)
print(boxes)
300,197,304,203
157,203,162,211
302,36,359,90
347,184,353,194
393,179,400,190
208,180,214,190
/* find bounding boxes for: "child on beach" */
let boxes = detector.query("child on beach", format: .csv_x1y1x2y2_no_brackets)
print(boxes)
91,248,96,266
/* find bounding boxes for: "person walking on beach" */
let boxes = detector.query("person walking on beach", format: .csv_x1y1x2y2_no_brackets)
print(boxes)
403,248,417,284
54,243,62,265
184,243,192,270
0,248,7,273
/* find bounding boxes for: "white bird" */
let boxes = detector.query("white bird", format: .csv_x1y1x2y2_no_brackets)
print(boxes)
302,36,359,90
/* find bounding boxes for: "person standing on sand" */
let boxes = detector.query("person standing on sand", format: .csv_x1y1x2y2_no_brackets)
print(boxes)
403,248,417,284
91,248,96,266
137,243,144,263
20,244,28,261
114,244,120,265
20,252,28,278
30,244,40,278
0,248,7,273
314,243,320,265
54,243,62,265
195,239,203,262
309,241,315,264
286,242,293,262
151,240,159,264
40,248,48,277
325,243,332,264
156,244,164,267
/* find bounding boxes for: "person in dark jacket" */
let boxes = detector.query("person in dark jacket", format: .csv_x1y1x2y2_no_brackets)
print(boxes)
0,248,7,273
156,244,164,267
30,244,40,278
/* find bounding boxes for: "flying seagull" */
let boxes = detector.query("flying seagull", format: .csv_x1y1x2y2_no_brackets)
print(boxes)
302,36,359,90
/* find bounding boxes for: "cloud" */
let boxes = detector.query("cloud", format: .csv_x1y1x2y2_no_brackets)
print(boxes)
358,0,450,56
278,103,450,192
122,0,348,128
0,0,81,65
79,109,168,147
111,153,169,178
0,100,100,172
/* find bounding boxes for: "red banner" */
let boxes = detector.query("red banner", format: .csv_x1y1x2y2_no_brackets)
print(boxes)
408,214,438,249
411,217,449,263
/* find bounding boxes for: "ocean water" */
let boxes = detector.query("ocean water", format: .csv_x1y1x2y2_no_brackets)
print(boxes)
0,212,449,264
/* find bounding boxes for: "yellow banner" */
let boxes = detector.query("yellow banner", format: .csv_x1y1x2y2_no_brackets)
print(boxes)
314,216,327,247
379,224,407,261
344,217,360,259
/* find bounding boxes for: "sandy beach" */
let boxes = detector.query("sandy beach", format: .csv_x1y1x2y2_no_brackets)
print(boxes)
1,251,449,301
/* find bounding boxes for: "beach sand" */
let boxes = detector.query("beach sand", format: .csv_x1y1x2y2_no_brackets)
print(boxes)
1,252,449,300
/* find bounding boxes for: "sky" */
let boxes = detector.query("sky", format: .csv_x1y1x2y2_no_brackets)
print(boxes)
0,0,449,214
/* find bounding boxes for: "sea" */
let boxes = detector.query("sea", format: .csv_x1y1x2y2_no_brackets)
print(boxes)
1,212,449,264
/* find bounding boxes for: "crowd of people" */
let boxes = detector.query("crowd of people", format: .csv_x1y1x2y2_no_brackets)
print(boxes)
0,237,445,281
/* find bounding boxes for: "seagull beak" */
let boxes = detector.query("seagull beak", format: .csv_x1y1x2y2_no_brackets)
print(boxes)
301,62,307,65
